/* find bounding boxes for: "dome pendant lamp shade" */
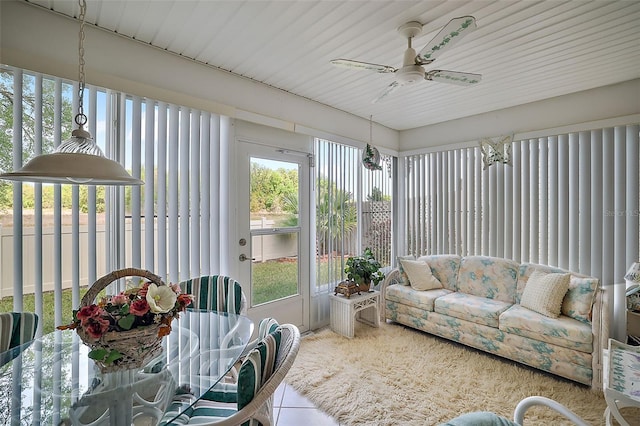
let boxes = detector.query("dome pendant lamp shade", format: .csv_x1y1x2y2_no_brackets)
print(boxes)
0,0,143,186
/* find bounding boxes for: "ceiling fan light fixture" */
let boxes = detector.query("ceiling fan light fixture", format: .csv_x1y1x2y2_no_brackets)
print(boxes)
0,0,142,186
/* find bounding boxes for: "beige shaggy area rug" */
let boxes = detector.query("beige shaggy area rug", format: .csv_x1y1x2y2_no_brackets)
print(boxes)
285,322,619,426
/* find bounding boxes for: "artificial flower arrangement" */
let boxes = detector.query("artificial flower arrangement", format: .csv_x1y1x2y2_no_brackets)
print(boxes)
59,269,193,368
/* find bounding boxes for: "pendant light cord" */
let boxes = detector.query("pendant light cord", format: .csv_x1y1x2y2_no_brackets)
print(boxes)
76,0,87,128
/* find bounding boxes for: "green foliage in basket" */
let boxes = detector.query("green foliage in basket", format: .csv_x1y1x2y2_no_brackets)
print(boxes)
345,247,385,286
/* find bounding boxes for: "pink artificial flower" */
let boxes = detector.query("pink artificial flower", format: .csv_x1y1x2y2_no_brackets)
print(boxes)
177,293,194,308
171,283,181,294
138,282,150,298
76,305,101,322
129,299,150,316
111,294,128,305
83,316,110,339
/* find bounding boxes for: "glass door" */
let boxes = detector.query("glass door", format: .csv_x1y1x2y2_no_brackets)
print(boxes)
236,141,309,332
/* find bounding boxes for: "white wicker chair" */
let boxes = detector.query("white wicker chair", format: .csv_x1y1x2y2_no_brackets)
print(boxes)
160,323,300,426
441,396,590,425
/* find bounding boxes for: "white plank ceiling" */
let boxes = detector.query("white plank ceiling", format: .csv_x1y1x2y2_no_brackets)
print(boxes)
25,0,640,131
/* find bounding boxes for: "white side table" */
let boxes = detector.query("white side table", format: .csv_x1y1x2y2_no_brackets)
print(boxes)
603,339,640,426
329,290,380,338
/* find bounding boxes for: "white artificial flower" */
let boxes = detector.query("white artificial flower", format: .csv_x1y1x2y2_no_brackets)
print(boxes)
146,284,178,314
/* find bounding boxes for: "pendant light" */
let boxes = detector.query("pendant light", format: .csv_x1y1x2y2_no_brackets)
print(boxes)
362,115,382,171
0,0,143,186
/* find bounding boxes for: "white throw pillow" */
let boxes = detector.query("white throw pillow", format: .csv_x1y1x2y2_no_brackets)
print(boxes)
399,259,443,291
521,270,570,318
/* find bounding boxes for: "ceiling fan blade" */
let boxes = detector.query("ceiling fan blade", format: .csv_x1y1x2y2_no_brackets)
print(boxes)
331,59,397,73
426,70,482,86
417,16,477,64
372,81,403,104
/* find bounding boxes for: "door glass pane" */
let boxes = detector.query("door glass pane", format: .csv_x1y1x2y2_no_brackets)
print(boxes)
249,157,300,306
251,233,299,305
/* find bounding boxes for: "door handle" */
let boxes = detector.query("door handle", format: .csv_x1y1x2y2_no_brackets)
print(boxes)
239,254,255,262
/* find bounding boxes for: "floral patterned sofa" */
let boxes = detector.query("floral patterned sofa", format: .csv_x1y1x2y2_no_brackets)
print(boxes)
380,255,609,390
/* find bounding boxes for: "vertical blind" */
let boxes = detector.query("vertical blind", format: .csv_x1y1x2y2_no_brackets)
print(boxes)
0,66,233,334
312,138,394,326
401,126,640,338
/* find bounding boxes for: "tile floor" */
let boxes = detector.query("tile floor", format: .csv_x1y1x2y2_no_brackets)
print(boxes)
273,382,340,426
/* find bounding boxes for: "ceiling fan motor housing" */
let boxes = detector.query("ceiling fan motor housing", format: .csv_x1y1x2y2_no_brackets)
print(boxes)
397,64,425,84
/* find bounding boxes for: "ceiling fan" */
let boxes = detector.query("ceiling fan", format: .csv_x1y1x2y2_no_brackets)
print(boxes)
331,17,482,103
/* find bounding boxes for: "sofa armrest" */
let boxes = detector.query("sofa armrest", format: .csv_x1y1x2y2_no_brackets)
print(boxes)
379,268,401,321
590,285,610,391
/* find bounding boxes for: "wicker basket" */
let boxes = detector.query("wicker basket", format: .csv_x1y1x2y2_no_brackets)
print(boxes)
77,268,168,373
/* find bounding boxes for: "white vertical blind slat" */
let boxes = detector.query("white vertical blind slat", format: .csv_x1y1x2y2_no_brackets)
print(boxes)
190,110,201,278
200,112,211,275
613,126,627,340
568,133,579,272
179,108,190,281
578,131,591,273
34,74,43,334
131,96,143,268
12,69,23,310
557,135,569,269
87,87,97,285
548,136,559,267
520,140,530,262
144,98,156,272
590,130,603,279
209,114,221,273
529,139,539,264
538,138,548,265
168,105,180,284
511,142,521,262
157,102,168,280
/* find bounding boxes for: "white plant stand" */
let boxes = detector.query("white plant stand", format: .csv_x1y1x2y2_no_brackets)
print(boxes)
329,290,380,338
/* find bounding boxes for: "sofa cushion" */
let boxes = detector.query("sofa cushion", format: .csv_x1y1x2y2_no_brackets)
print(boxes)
400,259,443,291
562,276,599,324
516,264,567,303
520,271,570,318
499,305,593,352
434,292,512,328
456,256,519,303
386,285,452,312
416,255,462,291
397,255,415,285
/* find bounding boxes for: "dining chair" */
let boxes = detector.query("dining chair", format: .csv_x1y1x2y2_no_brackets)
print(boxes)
0,312,38,352
179,275,247,315
0,312,39,366
440,396,590,426
160,323,300,426
180,275,248,365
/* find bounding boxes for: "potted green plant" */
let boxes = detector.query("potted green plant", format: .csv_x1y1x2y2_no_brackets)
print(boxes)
345,247,385,292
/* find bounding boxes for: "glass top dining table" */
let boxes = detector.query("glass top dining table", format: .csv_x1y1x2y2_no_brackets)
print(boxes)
0,309,254,426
